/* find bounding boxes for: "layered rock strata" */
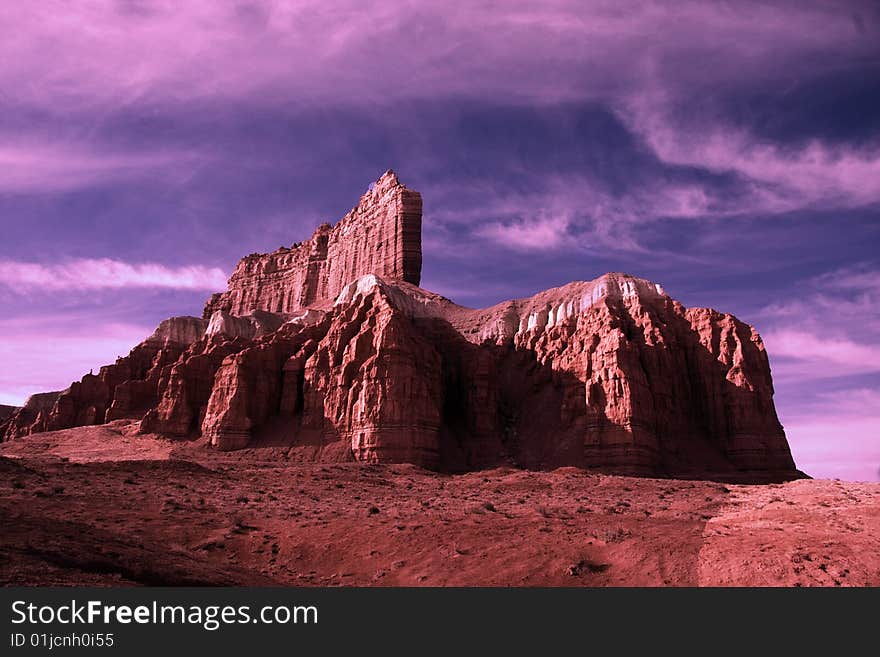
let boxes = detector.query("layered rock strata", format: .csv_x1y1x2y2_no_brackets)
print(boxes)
0,172,799,480
202,170,421,317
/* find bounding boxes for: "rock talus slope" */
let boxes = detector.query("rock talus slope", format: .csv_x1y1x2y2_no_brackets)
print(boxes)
0,172,799,480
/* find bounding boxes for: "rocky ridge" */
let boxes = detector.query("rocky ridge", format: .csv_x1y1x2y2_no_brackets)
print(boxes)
0,406,17,424
0,171,800,480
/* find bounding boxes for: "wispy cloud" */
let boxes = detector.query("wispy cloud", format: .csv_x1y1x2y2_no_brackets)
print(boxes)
761,263,880,336
428,171,752,256
0,142,203,193
765,329,880,381
813,265,880,294
761,263,880,381
3,1,871,108
2,2,876,211
759,264,880,480
624,105,880,211
0,259,227,291
476,212,572,252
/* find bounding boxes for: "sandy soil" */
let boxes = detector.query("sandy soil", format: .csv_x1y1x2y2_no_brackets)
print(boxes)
1,422,877,587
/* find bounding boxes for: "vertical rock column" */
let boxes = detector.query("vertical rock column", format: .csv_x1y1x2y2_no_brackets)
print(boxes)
396,184,422,287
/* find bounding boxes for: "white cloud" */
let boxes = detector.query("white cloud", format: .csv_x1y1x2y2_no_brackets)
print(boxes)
813,266,880,294
476,213,572,252
0,142,202,193
0,258,228,291
759,263,880,383
428,172,744,256
764,329,880,382
622,99,880,211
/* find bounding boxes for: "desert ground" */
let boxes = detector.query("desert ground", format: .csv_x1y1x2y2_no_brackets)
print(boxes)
1,420,877,587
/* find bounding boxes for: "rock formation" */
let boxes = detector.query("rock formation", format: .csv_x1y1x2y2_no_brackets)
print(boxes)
1,319,204,441
202,170,421,317
0,405,17,424
0,171,800,480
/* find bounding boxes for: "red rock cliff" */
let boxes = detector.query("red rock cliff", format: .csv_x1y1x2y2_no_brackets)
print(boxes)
0,173,802,482
203,170,421,317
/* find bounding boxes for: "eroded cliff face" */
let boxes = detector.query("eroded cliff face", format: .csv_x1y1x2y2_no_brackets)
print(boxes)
495,276,792,475
0,172,800,481
202,170,421,317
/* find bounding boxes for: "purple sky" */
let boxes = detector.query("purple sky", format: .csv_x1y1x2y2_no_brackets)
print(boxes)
1,1,878,481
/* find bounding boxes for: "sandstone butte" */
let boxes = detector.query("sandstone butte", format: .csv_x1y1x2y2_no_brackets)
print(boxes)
0,171,802,481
